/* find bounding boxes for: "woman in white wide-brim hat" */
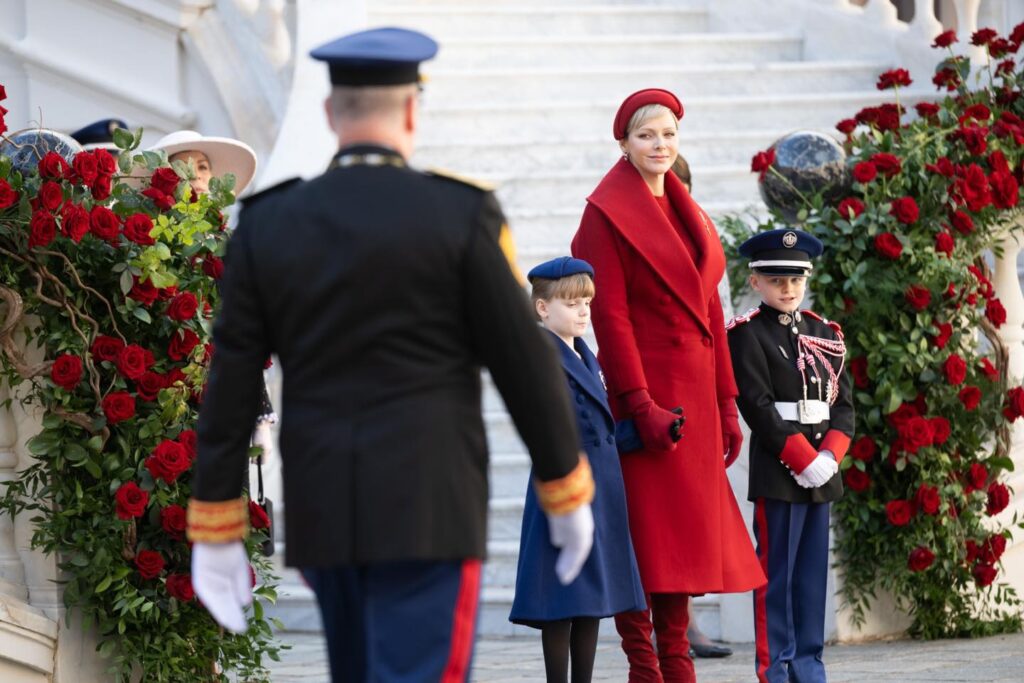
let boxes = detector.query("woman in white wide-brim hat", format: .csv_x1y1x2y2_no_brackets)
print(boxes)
148,130,258,195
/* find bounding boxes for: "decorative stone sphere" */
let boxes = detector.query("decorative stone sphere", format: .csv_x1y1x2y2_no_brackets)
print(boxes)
758,130,850,222
0,128,83,176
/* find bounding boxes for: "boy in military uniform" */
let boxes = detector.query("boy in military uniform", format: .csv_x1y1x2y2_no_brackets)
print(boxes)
726,228,854,683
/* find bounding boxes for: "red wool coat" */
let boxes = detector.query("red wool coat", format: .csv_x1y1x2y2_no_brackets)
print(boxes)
571,159,766,594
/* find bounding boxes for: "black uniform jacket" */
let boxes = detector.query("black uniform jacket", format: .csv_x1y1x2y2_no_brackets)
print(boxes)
727,303,854,503
193,144,581,567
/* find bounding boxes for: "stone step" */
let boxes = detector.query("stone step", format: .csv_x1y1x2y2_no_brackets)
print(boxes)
370,5,709,38
419,90,930,143
487,496,526,543
489,165,755,213
489,452,532,500
431,32,802,69
485,410,527,453
425,60,887,105
415,130,779,175
484,539,523,589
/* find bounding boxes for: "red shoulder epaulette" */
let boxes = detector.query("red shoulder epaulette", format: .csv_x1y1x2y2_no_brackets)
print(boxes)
801,310,844,340
726,307,761,331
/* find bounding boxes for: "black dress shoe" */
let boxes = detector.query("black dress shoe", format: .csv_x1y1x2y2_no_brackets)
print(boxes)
691,642,733,658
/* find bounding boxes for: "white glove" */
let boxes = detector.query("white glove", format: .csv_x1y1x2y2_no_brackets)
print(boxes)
191,541,252,633
792,453,838,488
252,422,275,457
546,503,594,585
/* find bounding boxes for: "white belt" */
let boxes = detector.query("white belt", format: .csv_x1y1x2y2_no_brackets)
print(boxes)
775,400,830,424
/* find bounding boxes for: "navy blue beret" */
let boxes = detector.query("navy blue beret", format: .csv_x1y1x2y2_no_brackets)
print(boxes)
310,27,438,86
70,119,127,148
738,229,823,275
527,257,594,282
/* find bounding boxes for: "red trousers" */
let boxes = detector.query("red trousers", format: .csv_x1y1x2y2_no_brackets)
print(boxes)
614,593,695,683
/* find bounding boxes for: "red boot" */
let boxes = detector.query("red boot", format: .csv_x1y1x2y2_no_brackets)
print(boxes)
615,598,663,683
651,593,695,683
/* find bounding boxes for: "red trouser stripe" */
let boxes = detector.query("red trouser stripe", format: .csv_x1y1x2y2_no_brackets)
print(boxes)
754,499,771,683
441,558,482,682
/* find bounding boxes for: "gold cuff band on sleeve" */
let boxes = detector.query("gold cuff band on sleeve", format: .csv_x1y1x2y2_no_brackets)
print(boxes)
534,454,595,515
186,498,248,543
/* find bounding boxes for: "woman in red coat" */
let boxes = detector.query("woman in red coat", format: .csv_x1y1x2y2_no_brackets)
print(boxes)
571,89,766,682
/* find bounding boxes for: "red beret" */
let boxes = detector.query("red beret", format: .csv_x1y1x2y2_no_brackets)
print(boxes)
612,88,684,140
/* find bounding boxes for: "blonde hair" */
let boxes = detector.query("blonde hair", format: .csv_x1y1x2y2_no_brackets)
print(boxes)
624,104,678,138
329,83,418,122
530,273,596,314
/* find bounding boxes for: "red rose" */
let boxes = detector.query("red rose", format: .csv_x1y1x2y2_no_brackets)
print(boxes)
950,210,974,234
989,150,1010,174
145,440,192,484
135,549,165,580
970,28,998,46
874,232,903,260
943,354,967,385
123,213,155,246
929,417,951,445
142,187,175,211
852,161,878,183
60,203,90,243
855,103,902,131
115,344,149,380
958,386,982,410
898,416,934,453
989,171,1020,210
933,30,957,48
202,255,224,279
28,210,56,248
995,59,1016,77
88,206,121,242
888,402,921,428
850,437,877,462
884,501,917,528
966,462,988,493
980,535,1007,564
90,335,124,362
91,174,112,201
986,299,1007,327
166,368,187,388
166,574,195,602
135,371,167,401
167,292,198,322
908,546,935,572
836,118,857,135
114,481,148,520
102,391,136,424
249,500,271,530
979,357,999,382
837,197,864,219
177,429,197,459
72,151,99,185
905,285,931,311
876,68,912,90
1006,386,1024,421
955,164,992,211
915,102,940,118
871,152,902,177
932,322,952,349
1011,22,1024,45
966,539,980,564
889,196,919,224
750,148,775,180
93,148,116,175
0,178,18,209
927,156,956,177
168,329,201,361
39,180,63,211
915,484,941,515
150,167,181,195
972,562,997,587
128,277,159,306
850,356,869,389
844,467,870,492
935,231,954,257
961,104,992,124
986,482,1009,515
160,504,187,539
38,152,69,179
50,354,83,391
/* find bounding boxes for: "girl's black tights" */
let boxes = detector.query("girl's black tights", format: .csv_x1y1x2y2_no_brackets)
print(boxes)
540,617,601,683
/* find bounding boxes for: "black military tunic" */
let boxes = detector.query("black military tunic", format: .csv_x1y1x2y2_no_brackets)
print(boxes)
192,144,583,567
727,302,854,503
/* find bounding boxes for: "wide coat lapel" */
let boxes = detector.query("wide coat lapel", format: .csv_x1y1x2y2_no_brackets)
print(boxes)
549,331,614,428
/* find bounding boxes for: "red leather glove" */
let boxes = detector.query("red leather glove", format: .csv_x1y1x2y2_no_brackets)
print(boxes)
622,389,682,452
720,399,744,467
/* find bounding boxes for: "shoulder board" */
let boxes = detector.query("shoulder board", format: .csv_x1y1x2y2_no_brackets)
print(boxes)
801,310,844,338
241,177,302,207
426,167,495,192
726,307,761,331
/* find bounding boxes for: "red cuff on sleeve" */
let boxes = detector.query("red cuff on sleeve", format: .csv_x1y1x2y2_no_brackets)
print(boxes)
780,433,818,473
820,430,852,465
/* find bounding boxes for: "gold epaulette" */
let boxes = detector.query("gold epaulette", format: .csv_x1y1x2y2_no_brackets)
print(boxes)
534,455,595,515
726,307,761,331
498,224,526,285
426,167,496,192
186,498,248,543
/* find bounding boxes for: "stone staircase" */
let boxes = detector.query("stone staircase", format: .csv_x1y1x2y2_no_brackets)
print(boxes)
265,0,912,641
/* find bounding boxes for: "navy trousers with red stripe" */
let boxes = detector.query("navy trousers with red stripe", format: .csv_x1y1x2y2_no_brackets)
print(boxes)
753,498,830,683
302,559,481,683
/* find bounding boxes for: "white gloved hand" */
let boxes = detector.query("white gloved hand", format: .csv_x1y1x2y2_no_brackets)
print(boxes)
546,503,595,585
792,453,838,488
252,422,275,457
191,541,252,633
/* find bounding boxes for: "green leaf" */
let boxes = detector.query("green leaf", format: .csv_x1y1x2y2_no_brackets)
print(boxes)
131,307,152,324
95,575,113,594
112,127,134,151
119,270,133,295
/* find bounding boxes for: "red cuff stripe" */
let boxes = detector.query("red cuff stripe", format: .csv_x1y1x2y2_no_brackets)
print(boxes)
820,430,851,464
779,433,817,473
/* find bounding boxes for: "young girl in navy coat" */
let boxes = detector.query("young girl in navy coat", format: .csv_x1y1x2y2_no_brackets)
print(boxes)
510,256,662,683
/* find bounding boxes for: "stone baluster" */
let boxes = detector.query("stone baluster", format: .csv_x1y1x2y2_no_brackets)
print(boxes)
993,225,1024,385
908,0,943,39
0,380,27,601
862,0,900,26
